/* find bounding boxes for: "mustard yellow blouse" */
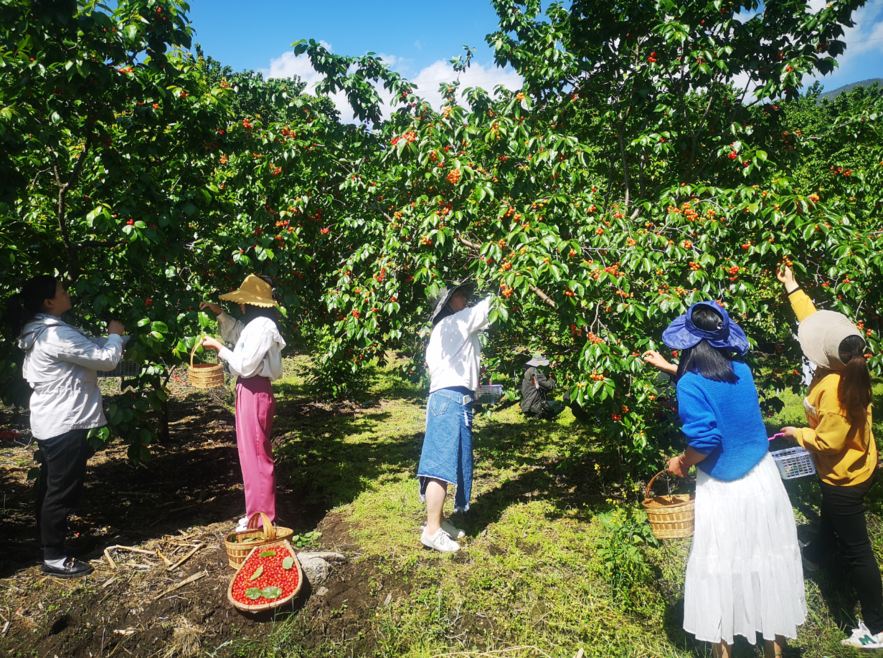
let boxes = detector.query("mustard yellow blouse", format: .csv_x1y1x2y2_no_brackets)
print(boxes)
789,289,877,486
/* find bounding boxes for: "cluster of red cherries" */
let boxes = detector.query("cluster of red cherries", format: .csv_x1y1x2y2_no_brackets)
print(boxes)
230,546,299,606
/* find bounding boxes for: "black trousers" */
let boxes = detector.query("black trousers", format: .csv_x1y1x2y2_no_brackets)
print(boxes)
36,429,93,561
804,470,883,634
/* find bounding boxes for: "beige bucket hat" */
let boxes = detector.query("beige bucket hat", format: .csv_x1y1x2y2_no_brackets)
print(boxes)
219,274,278,308
797,310,863,370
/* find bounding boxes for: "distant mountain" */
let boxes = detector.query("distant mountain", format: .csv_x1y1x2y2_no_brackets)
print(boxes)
819,78,883,101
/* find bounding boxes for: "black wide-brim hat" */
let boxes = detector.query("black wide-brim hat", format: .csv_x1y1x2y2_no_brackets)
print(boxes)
429,281,473,323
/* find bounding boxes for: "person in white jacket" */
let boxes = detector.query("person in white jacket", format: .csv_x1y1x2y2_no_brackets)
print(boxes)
200,274,286,532
9,275,125,578
418,282,494,552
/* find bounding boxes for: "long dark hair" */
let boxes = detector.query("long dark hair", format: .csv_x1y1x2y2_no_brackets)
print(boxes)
242,304,279,329
838,335,872,425
241,275,279,329
5,276,58,337
675,305,739,384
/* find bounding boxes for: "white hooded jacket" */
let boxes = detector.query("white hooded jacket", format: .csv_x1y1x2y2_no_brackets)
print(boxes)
426,297,492,393
18,314,124,440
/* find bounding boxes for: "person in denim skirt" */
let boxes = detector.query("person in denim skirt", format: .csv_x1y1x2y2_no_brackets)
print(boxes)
418,282,494,552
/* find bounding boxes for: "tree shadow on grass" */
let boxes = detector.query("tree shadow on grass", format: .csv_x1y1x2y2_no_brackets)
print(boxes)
0,373,424,580
464,420,630,536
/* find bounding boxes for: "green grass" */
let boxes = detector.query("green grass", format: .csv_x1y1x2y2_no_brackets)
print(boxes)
227,362,883,658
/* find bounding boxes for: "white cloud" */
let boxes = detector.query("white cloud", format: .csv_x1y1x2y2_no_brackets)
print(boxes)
410,59,523,110
807,4,883,90
723,4,883,97
263,47,523,123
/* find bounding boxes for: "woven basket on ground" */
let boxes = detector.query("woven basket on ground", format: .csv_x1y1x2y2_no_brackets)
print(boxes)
224,512,295,568
188,342,225,390
642,469,695,540
227,539,303,613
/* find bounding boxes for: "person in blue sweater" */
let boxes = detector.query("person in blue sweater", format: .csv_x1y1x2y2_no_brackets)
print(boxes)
643,301,805,658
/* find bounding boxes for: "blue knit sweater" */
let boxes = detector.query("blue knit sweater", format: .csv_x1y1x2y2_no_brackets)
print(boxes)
676,361,769,481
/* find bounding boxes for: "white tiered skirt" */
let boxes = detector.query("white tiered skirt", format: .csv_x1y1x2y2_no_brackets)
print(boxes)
683,453,807,645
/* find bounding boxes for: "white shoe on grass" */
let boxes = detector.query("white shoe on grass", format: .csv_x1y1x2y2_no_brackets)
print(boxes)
420,519,465,539
235,516,249,532
441,519,465,539
420,527,460,552
841,621,883,649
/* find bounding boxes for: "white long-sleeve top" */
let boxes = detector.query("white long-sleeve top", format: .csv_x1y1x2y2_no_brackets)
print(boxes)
426,297,493,393
18,314,125,440
216,312,285,381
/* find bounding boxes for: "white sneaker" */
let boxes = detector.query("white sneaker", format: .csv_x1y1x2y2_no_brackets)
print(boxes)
420,527,460,552
441,518,466,539
235,516,249,532
841,621,883,649
421,519,466,539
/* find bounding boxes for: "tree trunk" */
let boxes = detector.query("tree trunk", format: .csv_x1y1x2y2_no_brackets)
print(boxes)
157,397,170,443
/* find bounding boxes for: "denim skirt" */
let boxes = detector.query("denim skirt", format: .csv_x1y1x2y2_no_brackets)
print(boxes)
417,386,474,511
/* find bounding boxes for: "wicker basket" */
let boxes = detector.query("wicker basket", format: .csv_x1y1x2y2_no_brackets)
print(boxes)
642,469,695,540
224,512,295,568
189,342,225,390
227,539,303,613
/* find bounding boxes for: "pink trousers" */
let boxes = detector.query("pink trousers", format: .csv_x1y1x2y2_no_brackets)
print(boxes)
235,376,276,522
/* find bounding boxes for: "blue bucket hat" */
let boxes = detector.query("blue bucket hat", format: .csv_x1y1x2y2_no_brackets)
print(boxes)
662,301,749,356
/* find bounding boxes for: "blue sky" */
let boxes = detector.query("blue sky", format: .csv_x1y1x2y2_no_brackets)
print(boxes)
187,0,882,118
187,0,506,81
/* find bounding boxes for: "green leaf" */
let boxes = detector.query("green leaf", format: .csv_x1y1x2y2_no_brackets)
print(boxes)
249,566,264,581
261,586,283,599
245,588,263,600
258,550,276,557
282,556,294,570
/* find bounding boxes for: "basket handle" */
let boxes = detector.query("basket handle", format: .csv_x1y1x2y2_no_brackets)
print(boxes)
190,337,202,369
246,512,276,541
190,335,216,368
644,469,669,501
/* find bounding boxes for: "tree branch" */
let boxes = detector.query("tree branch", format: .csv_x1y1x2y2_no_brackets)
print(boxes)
73,240,122,249
456,234,556,309
528,284,557,309
49,142,92,281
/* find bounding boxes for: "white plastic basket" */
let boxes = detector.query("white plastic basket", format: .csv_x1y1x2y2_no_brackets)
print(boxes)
475,384,503,406
771,446,816,480
97,360,140,378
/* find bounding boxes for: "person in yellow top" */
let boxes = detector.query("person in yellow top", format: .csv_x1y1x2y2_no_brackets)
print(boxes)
777,264,882,650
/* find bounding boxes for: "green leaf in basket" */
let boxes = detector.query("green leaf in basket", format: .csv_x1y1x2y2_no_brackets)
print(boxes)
258,550,276,557
241,537,260,543
282,556,294,570
245,588,263,600
261,586,283,599
249,565,264,581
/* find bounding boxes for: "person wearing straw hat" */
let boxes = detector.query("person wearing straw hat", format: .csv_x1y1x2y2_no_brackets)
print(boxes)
776,264,883,649
200,274,286,532
643,301,805,658
7,276,127,578
418,281,494,552
520,354,565,419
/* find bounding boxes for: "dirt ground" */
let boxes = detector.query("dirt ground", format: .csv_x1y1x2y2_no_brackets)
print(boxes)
0,381,401,658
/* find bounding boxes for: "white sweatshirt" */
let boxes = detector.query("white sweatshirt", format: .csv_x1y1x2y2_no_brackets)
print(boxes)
216,312,286,381
18,315,124,440
426,297,493,393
